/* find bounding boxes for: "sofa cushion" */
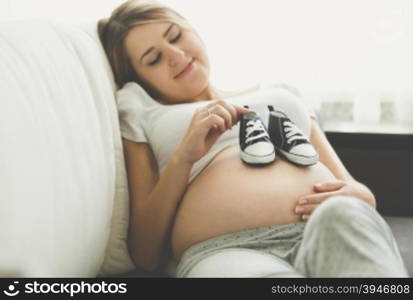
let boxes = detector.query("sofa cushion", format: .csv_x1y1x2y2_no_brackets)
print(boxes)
0,20,134,276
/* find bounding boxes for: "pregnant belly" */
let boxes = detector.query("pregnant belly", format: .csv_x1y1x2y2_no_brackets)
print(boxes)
170,144,336,262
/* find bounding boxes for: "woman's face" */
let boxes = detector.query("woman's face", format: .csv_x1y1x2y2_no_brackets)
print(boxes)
125,21,211,104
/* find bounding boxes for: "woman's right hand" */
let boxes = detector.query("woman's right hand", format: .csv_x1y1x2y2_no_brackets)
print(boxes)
175,100,250,165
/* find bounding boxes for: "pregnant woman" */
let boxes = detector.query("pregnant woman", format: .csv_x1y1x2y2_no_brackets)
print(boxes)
98,0,408,277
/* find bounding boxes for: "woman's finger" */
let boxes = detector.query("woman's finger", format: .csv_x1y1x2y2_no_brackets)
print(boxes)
294,203,318,215
194,106,212,121
203,113,226,132
209,104,233,130
298,191,338,205
212,101,238,127
234,105,250,119
202,100,233,129
313,180,346,192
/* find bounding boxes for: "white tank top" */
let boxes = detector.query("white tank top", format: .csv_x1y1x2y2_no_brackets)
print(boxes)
116,81,316,183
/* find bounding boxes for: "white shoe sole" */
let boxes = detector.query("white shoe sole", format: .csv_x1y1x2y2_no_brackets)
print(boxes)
279,149,319,166
240,151,276,165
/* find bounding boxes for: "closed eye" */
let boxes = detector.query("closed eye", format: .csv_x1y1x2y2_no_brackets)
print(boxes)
148,32,182,66
149,54,161,66
170,32,181,43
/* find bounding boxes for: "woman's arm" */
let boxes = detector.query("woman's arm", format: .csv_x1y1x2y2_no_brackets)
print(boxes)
124,139,192,272
125,101,250,272
309,118,353,181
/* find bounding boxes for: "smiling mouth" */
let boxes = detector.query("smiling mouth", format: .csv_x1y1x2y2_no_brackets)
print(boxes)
175,58,195,78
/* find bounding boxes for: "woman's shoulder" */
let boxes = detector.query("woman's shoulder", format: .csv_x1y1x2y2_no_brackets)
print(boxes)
259,82,302,97
220,82,302,100
116,81,158,108
219,84,261,100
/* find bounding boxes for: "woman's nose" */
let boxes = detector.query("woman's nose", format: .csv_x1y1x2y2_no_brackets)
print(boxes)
166,45,185,67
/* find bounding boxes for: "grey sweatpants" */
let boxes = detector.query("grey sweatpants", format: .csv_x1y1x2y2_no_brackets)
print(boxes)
175,196,409,277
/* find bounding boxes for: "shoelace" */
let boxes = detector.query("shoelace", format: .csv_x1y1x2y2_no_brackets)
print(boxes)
245,119,269,144
283,120,308,144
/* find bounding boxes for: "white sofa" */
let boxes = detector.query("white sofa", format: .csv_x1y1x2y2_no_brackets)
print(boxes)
0,20,135,277
1,20,411,278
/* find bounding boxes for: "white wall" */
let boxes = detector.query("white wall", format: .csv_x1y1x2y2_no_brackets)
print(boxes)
2,0,412,123
167,0,413,94
0,0,124,23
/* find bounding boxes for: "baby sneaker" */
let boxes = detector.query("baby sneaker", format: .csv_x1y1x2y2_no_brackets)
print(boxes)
239,106,276,165
267,105,319,166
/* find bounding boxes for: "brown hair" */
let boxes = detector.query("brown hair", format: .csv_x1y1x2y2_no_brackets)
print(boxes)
97,0,195,93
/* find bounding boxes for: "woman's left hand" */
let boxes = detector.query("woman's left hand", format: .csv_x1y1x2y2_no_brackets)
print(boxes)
294,179,376,221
